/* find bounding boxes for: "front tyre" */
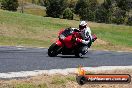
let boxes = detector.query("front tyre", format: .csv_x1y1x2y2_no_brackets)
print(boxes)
48,43,60,57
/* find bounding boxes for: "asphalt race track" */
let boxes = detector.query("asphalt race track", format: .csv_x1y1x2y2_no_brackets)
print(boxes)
0,46,132,73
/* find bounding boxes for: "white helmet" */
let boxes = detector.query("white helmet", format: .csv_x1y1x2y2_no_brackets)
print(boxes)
79,21,87,30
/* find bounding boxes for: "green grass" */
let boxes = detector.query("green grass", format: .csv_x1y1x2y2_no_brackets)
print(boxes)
0,75,76,88
0,10,71,29
23,8,46,16
51,76,66,85
15,83,36,88
0,9,131,51
0,36,50,47
17,3,46,16
14,83,48,88
0,9,76,47
92,25,132,47
65,76,76,81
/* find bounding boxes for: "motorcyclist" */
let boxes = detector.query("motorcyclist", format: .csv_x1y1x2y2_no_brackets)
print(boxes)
76,21,92,47
74,21,93,55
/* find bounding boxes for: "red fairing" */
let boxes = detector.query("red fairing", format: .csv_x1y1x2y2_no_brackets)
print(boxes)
56,35,73,48
55,29,64,47
63,32,82,48
56,29,83,48
63,35,73,48
92,34,97,41
76,38,82,43
56,40,63,47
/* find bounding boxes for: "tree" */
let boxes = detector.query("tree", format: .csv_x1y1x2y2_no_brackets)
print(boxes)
115,0,132,23
89,0,98,21
95,5,108,23
1,0,19,11
103,0,113,10
126,16,132,26
63,8,74,20
75,0,98,21
46,0,68,18
67,0,77,8
115,0,131,11
75,0,88,15
112,8,126,24
89,0,98,11
95,0,113,23
105,0,113,23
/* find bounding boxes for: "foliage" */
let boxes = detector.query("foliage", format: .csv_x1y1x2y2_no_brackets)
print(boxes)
44,0,131,25
112,8,126,24
67,0,77,8
126,16,132,26
63,8,73,20
115,0,131,11
75,0,98,21
95,5,108,23
95,0,113,23
89,0,98,11
46,0,68,18
114,0,131,25
103,0,113,10
75,0,88,20
1,0,19,11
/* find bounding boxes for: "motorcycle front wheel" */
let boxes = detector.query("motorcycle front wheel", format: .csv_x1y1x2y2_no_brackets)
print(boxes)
48,43,61,57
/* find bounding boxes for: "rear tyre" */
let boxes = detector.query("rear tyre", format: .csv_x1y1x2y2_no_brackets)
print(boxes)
75,46,88,58
48,43,60,57
75,52,83,58
75,47,83,58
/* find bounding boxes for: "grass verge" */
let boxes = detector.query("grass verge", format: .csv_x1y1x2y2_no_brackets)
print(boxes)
0,9,132,51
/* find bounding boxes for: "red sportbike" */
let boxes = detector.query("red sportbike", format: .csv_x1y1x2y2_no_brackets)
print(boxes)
48,28,97,57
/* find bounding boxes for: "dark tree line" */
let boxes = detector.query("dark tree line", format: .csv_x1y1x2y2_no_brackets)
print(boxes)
45,0,132,25
1,0,18,11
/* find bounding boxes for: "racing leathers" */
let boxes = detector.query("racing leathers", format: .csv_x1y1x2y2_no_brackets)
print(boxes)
75,27,92,46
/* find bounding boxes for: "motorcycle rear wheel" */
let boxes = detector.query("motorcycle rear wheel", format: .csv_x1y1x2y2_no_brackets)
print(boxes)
75,46,88,58
75,48,83,58
48,43,60,57
75,52,83,58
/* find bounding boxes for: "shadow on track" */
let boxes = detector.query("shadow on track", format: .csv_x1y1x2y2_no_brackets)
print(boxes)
57,55,77,58
56,55,89,59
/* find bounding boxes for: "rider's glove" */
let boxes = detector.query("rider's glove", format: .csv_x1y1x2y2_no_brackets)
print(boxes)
76,38,82,43
76,38,90,45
